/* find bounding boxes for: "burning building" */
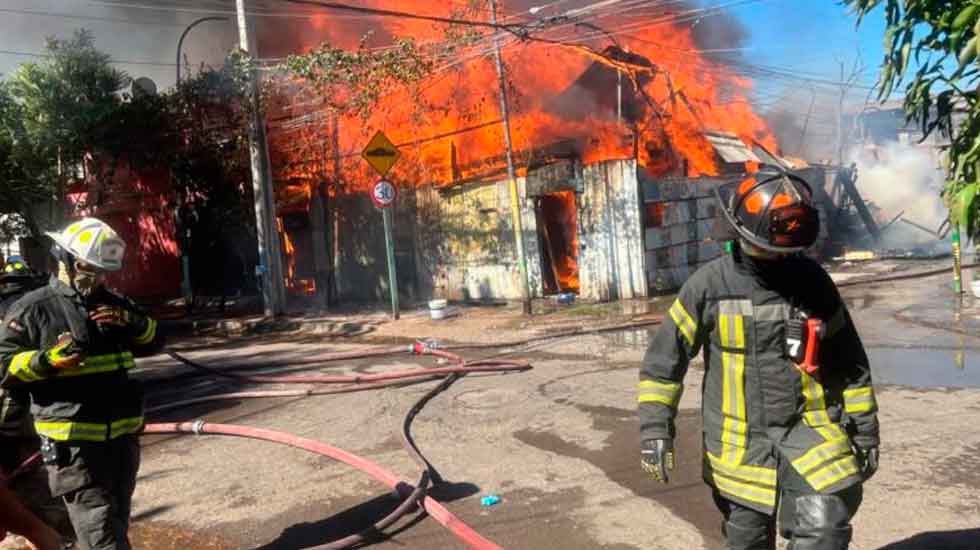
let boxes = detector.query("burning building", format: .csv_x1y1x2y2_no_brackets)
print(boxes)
261,1,795,304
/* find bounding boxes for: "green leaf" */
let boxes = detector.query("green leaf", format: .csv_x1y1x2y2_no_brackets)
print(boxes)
953,4,980,32
952,182,980,235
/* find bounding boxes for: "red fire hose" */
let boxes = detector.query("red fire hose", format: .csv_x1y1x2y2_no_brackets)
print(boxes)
165,348,529,385
142,421,499,549
143,343,524,549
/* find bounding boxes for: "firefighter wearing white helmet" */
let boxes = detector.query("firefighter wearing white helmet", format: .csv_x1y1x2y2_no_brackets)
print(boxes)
0,217,163,550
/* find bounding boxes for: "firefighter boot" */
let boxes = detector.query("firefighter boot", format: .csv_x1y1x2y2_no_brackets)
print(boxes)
787,495,852,550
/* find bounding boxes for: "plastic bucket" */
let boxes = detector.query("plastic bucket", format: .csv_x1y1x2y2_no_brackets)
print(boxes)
971,280,980,299
428,299,448,320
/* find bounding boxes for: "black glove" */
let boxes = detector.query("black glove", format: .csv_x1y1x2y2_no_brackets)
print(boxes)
641,438,675,483
855,445,878,481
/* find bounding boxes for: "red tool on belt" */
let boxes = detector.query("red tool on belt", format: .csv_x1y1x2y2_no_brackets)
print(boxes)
787,310,825,375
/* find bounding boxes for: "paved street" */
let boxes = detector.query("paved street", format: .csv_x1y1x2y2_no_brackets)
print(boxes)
112,262,980,549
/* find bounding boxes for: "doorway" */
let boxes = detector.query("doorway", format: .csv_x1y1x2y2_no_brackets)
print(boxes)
535,191,580,295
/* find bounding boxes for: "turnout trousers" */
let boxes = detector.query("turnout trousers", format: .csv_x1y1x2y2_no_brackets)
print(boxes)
713,452,862,550
45,435,140,550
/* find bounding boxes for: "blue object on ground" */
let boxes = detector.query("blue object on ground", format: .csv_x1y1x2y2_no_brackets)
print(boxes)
556,292,576,305
480,495,501,507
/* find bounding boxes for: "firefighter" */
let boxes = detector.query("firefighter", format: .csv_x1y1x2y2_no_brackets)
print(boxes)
0,255,76,546
638,171,879,550
0,217,163,550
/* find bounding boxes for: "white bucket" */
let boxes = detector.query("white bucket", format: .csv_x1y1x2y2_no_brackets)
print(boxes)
971,280,980,299
428,299,449,320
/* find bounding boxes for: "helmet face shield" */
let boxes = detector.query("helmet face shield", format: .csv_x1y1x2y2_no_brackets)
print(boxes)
714,172,820,253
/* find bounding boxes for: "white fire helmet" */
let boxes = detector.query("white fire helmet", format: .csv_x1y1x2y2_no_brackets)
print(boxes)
46,217,126,272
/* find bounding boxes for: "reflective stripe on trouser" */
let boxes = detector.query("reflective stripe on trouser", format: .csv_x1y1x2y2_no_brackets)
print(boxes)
35,416,144,442
53,352,136,378
705,307,778,510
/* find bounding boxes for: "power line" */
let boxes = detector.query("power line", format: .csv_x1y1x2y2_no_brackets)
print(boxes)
0,7,186,26
0,49,176,67
282,0,525,31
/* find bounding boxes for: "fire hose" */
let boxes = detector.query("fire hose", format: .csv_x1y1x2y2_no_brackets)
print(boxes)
146,343,527,549
6,261,971,546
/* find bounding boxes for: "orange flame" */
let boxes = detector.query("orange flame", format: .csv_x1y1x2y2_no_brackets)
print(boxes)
267,4,776,198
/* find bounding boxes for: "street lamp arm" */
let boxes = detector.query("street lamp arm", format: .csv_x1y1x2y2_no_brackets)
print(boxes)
177,16,228,84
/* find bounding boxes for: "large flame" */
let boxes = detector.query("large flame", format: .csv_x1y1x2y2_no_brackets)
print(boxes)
266,2,776,294
268,1,776,193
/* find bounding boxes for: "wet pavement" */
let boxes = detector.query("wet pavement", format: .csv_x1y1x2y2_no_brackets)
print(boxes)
119,260,980,550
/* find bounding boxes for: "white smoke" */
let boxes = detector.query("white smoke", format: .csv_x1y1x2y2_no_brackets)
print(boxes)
849,141,948,249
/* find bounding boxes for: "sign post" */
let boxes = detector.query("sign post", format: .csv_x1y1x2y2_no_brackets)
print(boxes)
362,131,401,320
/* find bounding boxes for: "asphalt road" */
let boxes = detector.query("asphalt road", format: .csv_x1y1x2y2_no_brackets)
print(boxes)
114,265,980,549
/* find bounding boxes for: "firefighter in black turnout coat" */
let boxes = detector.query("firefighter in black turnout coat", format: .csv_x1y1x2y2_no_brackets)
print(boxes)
0,218,163,550
638,171,879,550
0,256,76,546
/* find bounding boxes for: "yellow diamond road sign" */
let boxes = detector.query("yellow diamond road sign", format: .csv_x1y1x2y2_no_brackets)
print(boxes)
361,130,400,177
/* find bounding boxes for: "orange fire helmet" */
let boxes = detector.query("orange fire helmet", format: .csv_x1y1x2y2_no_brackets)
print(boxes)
714,170,819,253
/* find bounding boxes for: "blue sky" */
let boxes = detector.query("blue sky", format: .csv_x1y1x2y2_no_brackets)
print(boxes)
729,1,887,97
0,0,895,114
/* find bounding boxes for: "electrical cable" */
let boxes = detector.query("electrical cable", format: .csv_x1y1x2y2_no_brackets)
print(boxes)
0,7,187,26
0,49,177,67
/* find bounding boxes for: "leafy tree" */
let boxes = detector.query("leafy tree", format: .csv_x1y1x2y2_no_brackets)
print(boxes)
164,62,258,296
0,29,131,235
845,1,980,238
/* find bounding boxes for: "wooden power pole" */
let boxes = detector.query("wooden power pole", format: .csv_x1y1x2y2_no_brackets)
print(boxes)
490,0,532,315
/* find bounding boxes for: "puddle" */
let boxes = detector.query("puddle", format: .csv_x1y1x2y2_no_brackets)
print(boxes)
867,346,980,388
514,404,723,549
620,299,667,316
603,330,980,389
603,329,651,349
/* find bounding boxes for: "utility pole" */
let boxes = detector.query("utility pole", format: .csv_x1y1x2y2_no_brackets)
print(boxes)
490,0,532,315
236,0,287,316
837,61,845,165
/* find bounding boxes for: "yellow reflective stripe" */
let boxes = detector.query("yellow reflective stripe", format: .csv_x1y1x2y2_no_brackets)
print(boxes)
34,421,107,442
109,416,144,438
792,436,853,475
806,455,860,491
706,453,776,487
843,386,877,414
800,370,832,427
54,353,136,378
9,351,42,382
843,387,873,400
134,318,157,345
669,299,696,347
637,380,683,407
720,314,748,464
711,470,776,507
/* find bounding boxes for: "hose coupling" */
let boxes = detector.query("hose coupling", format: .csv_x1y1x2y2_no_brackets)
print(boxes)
190,419,206,435
412,338,441,355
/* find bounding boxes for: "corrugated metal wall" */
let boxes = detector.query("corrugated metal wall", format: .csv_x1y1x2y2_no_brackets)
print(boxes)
414,177,541,302
577,160,647,301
